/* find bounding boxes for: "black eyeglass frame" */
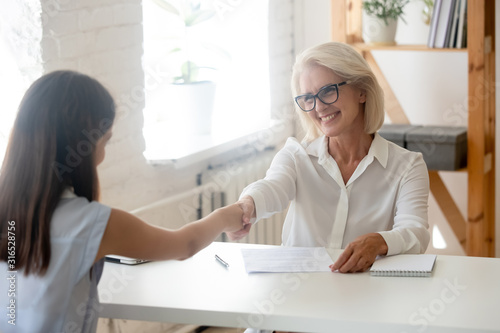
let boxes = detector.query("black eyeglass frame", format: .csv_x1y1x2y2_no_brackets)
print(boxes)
294,81,349,112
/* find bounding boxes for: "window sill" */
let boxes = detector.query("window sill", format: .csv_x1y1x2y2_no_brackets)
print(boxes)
143,120,294,168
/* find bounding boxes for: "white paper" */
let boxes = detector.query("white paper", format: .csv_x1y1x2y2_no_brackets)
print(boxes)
241,247,334,273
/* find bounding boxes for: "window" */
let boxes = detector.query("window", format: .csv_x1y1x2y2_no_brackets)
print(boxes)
0,31,34,168
142,0,272,161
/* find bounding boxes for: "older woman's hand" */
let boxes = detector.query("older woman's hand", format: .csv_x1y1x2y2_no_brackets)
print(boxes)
330,233,388,273
226,196,255,241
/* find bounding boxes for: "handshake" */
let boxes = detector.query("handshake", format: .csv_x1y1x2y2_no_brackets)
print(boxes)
215,195,256,241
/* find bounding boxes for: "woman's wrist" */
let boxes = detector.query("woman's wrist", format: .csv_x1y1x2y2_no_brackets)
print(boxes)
375,233,389,255
240,195,256,219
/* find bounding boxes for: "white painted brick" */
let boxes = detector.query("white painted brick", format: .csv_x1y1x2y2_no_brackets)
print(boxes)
43,10,79,36
98,149,145,175
270,0,293,20
94,24,143,52
270,21,293,38
114,95,146,121
111,112,144,140
271,38,294,57
270,57,293,74
97,68,143,96
58,32,95,59
78,46,143,75
102,132,146,163
101,168,201,212
41,0,69,19
98,157,146,187
113,4,143,26
79,6,114,32
43,0,81,12
101,70,146,116
101,176,176,211
53,0,138,12
43,58,79,72
40,35,59,63
271,10,293,22
270,83,291,97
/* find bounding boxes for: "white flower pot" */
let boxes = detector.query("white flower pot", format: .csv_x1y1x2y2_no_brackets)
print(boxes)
362,13,398,45
163,81,216,136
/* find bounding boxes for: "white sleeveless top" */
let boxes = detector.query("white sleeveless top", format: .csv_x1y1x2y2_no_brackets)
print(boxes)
0,189,111,333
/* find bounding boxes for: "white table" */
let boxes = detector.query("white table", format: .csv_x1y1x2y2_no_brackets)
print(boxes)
98,242,500,333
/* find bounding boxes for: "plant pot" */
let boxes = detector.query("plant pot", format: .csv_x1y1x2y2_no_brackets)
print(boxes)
164,81,216,136
362,13,398,45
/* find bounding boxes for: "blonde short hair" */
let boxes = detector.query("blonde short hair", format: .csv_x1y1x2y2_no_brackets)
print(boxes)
291,42,384,142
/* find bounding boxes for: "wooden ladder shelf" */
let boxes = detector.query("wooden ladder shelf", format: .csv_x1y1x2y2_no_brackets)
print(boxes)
331,0,495,256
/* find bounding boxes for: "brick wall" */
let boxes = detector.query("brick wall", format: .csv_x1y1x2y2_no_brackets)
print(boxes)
39,0,160,211
269,0,296,130
20,0,297,222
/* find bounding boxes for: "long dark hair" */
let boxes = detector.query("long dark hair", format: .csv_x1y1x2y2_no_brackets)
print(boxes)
0,70,115,276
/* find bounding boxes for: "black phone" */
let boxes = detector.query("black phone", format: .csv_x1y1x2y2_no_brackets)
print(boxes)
105,255,149,265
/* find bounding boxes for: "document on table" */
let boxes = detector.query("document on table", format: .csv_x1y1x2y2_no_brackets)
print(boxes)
241,247,334,273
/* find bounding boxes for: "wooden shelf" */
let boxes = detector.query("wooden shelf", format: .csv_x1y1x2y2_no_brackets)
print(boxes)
352,43,468,53
331,0,496,257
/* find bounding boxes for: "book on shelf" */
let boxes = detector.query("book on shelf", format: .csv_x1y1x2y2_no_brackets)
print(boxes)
427,0,442,47
434,0,456,48
447,0,461,48
455,0,467,48
427,0,467,49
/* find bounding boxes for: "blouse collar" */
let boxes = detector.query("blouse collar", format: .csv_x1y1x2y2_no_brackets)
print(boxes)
61,187,77,199
306,133,389,169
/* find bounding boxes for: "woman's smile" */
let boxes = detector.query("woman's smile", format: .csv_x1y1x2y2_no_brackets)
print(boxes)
319,110,340,122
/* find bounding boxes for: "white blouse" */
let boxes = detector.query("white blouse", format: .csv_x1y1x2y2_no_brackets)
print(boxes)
240,133,430,255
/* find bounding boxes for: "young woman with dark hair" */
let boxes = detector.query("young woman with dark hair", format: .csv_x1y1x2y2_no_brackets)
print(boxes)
0,70,246,333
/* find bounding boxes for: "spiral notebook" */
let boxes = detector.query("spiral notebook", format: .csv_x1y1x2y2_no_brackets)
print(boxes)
370,254,437,277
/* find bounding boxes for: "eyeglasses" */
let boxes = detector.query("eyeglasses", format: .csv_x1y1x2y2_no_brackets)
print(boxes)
294,81,349,112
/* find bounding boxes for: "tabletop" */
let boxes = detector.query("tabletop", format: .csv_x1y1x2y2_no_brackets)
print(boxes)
98,242,500,333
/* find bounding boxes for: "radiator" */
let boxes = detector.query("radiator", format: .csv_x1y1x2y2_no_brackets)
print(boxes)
131,151,286,245
200,150,287,245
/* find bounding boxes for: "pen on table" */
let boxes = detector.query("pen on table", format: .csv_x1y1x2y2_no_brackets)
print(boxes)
215,254,229,268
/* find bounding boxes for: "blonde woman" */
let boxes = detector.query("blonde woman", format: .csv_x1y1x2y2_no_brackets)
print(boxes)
232,42,430,278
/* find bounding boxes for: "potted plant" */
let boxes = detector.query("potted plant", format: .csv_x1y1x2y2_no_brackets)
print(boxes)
362,0,410,45
151,0,228,135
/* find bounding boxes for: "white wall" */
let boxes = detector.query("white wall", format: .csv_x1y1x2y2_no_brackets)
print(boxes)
294,0,498,257
376,1,467,256
293,0,332,53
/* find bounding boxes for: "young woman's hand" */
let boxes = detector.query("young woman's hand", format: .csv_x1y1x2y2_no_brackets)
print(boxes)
213,203,247,233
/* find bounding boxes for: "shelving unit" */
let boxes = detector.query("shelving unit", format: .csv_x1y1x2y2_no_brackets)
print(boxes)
331,0,495,257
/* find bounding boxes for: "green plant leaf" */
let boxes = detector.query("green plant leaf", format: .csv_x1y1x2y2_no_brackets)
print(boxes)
181,61,199,84
168,47,182,54
190,2,201,13
362,0,410,25
150,0,181,17
172,75,185,84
